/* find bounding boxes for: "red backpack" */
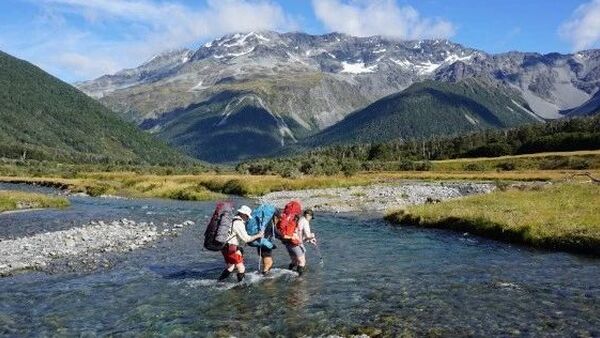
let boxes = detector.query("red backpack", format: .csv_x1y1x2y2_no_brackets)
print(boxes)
276,201,302,245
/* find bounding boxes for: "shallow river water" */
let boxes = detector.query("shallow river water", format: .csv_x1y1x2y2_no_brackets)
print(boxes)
0,183,599,337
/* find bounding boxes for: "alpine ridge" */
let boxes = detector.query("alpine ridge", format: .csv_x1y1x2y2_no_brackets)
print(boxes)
75,31,600,162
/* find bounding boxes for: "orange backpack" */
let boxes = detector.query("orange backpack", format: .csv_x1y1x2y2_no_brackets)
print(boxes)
276,201,302,245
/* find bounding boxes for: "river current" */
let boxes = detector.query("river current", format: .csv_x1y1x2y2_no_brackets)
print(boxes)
0,183,598,337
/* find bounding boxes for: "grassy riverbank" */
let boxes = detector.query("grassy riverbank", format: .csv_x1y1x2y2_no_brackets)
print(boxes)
0,173,378,199
1,168,599,200
385,183,600,255
1,169,597,201
430,149,600,171
0,190,69,212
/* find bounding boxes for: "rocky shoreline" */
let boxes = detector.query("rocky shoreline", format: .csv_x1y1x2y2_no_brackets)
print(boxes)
0,218,195,277
259,181,498,213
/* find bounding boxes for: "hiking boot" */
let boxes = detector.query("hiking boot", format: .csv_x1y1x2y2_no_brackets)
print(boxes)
297,266,306,276
217,269,231,282
237,272,245,283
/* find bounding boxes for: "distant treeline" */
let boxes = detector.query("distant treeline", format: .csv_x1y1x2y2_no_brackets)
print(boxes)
0,158,217,178
237,114,600,176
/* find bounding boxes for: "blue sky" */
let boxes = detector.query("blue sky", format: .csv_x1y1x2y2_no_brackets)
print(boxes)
1,0,599,82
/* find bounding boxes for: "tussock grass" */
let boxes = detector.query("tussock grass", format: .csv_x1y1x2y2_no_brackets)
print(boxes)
431,152,600,172
0,190,69,212
0,172,375,199
385,183,600,255
1,169,599,201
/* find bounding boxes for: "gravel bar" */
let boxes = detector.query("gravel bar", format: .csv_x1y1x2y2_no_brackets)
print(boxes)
260,181,497,213
0,218,195,276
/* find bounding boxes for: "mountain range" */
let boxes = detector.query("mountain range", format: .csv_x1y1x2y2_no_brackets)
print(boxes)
0,51,193,165
68,31,600,162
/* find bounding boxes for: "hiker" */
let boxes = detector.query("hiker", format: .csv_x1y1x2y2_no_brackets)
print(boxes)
258,210,279,275
217,205,264,283
285,209,316,276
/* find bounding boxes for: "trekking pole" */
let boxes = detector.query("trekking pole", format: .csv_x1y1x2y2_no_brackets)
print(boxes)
258,245,262,273
312,241,324,266
257,211,265,273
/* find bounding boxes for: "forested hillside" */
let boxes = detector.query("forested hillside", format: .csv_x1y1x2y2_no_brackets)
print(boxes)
306,79,542,146
0,51,194,165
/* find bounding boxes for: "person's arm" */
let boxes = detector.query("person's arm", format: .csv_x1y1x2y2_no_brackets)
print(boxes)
301,218,316,242
233,220,263,243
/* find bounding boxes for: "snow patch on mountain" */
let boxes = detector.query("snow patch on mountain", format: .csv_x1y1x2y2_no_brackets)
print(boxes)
464,114,478,125
221,32,269,48
341,61,378,74
414,61,442,75
444,54,474,64
190,81,205,91
214,47,255,59
389,58,412,68
286,52,309,65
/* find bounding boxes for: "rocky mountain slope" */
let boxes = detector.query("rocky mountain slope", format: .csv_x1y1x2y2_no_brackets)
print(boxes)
76,31,600,162
0,51,194,165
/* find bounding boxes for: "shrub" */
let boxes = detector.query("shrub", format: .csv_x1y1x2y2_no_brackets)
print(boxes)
398,159,415,171
463,143,513,158
463,163,485,171
414,161,432,171
221,179,250,195
340,159,361,176
167,187,214,201
496,161,516,171
277,166,301,179
538,157,590,170
85,183,111,196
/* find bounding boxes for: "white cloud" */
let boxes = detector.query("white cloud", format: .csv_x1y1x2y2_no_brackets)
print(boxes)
11,0,296,81
312,0,455,40
560,0,600,51
54,52,119,78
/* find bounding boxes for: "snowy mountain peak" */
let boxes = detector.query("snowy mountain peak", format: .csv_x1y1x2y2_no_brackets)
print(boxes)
140,48,192,68
77,30,600,125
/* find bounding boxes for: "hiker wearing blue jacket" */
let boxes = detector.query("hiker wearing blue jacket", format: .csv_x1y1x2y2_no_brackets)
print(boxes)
258,210,280,275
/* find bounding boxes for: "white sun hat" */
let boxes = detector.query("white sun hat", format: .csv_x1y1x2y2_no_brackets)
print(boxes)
237,205,252,218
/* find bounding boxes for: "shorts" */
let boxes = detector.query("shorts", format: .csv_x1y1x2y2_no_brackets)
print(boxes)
285,243,306,258
257,247,273,258
221,245,244,265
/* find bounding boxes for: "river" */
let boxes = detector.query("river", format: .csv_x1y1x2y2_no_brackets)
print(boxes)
0,183,598,337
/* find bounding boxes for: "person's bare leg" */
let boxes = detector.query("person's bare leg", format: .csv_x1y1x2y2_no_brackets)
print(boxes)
235,262,246,282
297,255,306,276
288,249,297,270
262,257,273,273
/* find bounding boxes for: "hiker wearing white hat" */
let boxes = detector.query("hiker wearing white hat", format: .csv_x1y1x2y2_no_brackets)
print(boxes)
217,205,264,283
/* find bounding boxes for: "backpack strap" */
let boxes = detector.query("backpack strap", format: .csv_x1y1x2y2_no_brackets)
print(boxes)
225,216,243,242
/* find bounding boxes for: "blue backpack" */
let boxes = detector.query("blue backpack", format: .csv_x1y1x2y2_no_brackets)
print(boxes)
246,204,277,249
